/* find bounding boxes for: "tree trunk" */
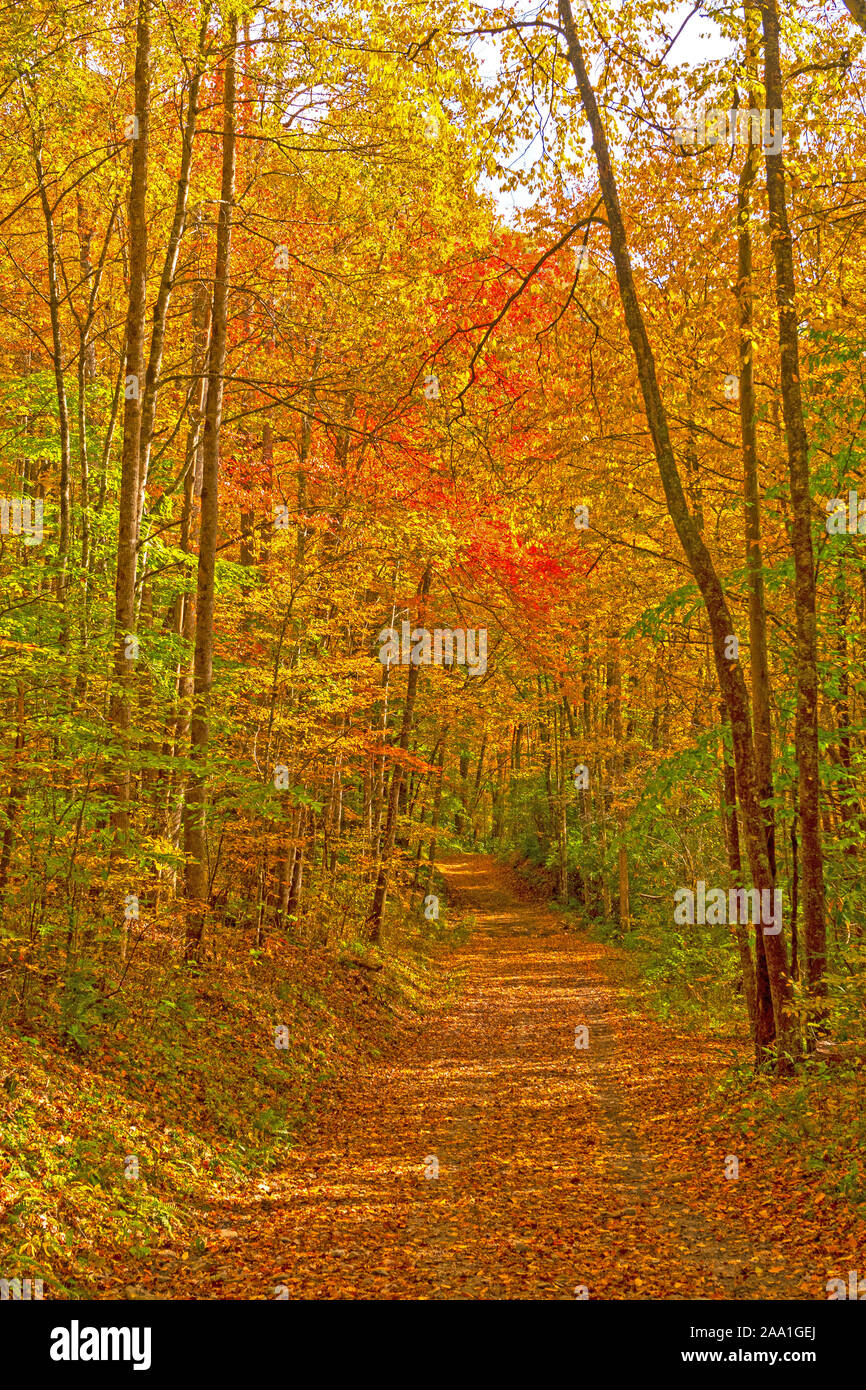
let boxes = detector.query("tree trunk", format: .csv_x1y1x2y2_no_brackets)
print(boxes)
734,3,775,1051
760,0,826,1028
163,272,208,848
109,0,151,842
367,564,432,943
559,0,793,1066
739,4,776,878
557,705,569,905
0,685,26,917
720,703,758,1031
32,143,71,574
136,7,209,534
425,740,446,894
617,826,629,933
183,17,237,954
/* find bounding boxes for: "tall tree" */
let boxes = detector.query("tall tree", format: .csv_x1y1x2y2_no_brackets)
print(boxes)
557,0,793,1065
109,0,151,840
760,0,827,1026
184,16,238,954
735,0,775,1051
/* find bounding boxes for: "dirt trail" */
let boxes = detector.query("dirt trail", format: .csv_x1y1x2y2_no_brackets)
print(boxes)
130,854,860,1300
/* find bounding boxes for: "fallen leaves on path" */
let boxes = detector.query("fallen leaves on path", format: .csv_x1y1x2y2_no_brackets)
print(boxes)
116,855,864,1300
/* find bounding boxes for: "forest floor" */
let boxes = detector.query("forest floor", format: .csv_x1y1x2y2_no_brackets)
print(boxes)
114,853,863,1300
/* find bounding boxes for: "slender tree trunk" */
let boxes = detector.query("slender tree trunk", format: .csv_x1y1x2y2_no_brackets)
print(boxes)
720,703,758,1030
761,0,826,1027
557,706,569,904
617,818,629,934
738,4,776,878
163,270,208,846
286,808,305,923
76,240,91,597
735,3,775,1050
136,7,209,534
32,145,71,574
0,685,26,917
425,739,446,894
559,0,793,1065
183,18,237,954
74,194,116,596
790,788,800,980
367,564,432,943
454,752,470,839
468,732,488,836
834,563,854,829
110,0,151,841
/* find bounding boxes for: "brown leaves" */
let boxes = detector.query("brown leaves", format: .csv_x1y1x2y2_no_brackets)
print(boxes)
112,855,863,1300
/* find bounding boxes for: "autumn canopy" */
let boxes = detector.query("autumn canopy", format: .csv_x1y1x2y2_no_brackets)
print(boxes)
0,0,864,1309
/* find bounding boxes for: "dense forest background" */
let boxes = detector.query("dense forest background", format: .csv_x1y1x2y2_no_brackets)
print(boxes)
0,0,864,1298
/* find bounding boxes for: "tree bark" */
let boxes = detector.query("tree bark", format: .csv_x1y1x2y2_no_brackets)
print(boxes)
841,0,866,33
558,0,793,1065
367,563,432,943
617,827,629,933
136,7,209,534
109,0,151,841
720,703,758,1030
425,739,446,894
183,18,237,954
30,139,71,575
734,1,775,1051
760,0,826,1026
739,4,776,879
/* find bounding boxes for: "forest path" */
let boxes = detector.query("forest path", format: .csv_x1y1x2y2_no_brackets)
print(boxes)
129,854,856,1300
